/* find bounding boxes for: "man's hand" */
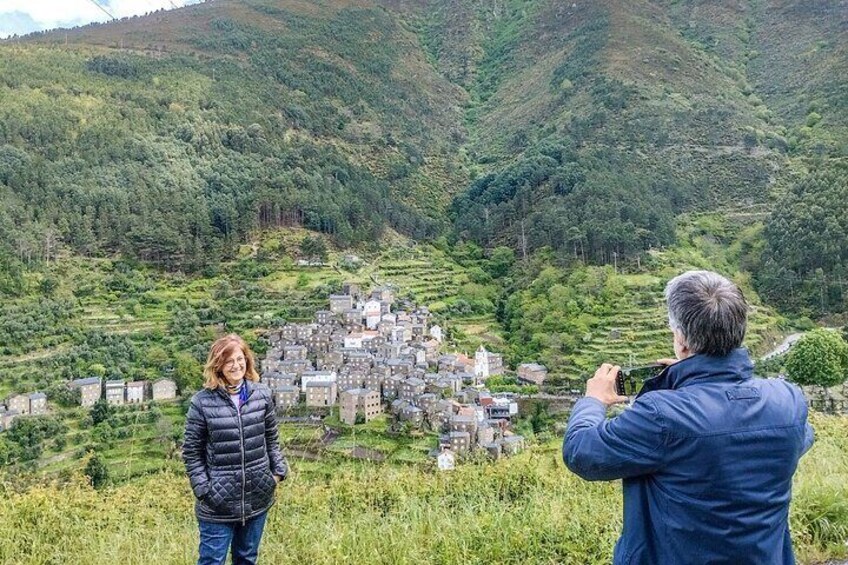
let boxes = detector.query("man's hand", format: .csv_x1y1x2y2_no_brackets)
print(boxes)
274,475,281,484
586,363,629,406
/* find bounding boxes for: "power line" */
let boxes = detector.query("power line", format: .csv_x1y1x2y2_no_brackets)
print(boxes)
86,0,116,21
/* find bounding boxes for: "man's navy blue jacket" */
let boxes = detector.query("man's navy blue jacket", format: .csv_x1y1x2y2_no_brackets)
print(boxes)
564,348,814,565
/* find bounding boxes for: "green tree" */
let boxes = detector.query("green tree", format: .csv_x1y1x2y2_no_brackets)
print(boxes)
785,329,848,387
46,382,81,408
300,236,328,262
84,451,109,488
486,247,516,279
39,276,58,297
173,351,203,392
90,399,113,426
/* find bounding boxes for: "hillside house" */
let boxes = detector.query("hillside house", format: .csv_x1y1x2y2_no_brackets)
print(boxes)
501,435,526,456
486,397,518,420
278,359,313,375
399,404,424,427
295,323,318,340
437,449,456,471
451,415,478,435
313,310,334,325
337,371,365,392
387,358,413,377
517,363,548,386
399,377,426,402
152,378,177,401
344,314,363,331
477,425,495,447
281,325,298,341
317,351,344,372
449,431,471,453
70,377,102,407
329,294,353,314
430,325,443,343
105,380,126,405
342,282,361,299
304,334,330,355
7,394,29,415
340,388,382,425
301,370,337,392
344,333,364,349
362,333,384,352
28,392,47,415
283,345,308,361
126,382,147,404
346,351,372,372
416,393,438,412
305,381,337,407
474,345,503,379
363,300,382,329
372,287,394,310
262,371,295,390
273,386,300,410
363,372,384,394
1,409,20,431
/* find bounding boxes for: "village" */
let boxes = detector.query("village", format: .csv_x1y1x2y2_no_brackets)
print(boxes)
260,282,549,468
0,282,551,469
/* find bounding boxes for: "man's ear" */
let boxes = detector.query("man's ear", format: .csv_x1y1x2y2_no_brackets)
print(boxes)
673,329,691,359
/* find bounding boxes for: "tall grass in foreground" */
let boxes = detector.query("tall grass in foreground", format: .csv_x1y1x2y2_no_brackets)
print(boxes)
1,414,845,564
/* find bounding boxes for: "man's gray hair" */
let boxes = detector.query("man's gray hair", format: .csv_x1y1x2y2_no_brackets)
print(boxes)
665,270,748,357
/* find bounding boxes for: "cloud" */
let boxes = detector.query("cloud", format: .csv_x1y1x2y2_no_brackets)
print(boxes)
0,0,205,38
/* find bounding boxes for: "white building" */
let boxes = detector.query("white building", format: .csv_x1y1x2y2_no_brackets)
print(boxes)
437,450,456,471
105,380,125,406
364,300,382,330
344,333,363,349
474,345,504,379
430,325,443,343
300,370,337,392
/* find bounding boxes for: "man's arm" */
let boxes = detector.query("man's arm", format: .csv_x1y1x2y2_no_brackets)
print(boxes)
802,421,815,456
563,393,668,481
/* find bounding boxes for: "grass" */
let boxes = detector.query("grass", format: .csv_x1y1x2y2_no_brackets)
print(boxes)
0,413,845,564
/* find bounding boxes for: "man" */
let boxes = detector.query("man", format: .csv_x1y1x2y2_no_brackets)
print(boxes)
563,270,814,564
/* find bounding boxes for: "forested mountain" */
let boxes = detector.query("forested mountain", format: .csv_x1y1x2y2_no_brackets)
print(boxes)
0,0,468,276
441,0,843,261
1,0,846,312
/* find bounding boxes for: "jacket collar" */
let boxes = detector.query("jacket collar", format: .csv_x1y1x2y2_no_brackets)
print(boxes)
637,348,753,398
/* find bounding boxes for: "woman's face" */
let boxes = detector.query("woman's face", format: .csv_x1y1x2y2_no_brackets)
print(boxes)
222,348,247,385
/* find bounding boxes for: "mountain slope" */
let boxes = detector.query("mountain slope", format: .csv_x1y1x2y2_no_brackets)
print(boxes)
0,0,469,272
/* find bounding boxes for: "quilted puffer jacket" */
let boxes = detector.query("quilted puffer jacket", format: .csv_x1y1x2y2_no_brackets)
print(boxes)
182,380,288,523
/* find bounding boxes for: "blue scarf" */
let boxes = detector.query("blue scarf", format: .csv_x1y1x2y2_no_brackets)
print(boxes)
224,380,249,408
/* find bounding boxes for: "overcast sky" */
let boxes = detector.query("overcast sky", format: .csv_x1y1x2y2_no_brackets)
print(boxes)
0,0,204,39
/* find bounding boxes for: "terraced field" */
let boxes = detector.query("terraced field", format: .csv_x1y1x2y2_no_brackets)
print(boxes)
367,246,471,309
559,276,781,380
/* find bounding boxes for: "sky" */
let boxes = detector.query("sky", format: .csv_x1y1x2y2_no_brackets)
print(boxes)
0,0,204,39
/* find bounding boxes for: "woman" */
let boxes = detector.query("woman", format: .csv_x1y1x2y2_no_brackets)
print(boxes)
183,334,288,565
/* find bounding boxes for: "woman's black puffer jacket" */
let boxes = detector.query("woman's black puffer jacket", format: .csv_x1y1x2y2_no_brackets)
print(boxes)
182,380,288,523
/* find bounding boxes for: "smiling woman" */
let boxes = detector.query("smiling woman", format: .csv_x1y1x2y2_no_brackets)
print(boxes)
183,333,288,565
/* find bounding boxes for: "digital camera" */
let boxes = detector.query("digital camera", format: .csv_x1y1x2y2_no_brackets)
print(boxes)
615,363,665,396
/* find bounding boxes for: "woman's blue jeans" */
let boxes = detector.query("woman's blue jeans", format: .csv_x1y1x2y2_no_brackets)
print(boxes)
197,510,268,565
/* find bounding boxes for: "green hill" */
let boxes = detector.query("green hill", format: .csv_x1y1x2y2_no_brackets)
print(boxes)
0,0,470,273
2,0,846,274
